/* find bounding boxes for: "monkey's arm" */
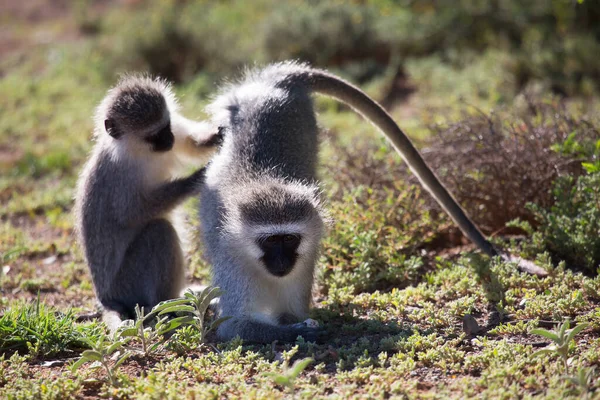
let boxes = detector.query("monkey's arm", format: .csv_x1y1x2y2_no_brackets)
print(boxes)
117,168,205,227
171,115,222,163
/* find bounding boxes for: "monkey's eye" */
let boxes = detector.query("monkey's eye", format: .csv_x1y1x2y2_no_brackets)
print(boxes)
264,235,279,244
259,234,300,247
283,234,299,243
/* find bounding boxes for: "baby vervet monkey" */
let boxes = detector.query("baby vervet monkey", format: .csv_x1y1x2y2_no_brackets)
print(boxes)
74,75,222,331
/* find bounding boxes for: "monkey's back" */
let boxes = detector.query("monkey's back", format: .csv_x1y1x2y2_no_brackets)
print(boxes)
201,65,322,265
208,65,320,184
74,146,140,294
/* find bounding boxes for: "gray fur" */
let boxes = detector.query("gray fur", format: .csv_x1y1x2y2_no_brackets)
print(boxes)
200,63,326,343
75,75,220,331
201,61,497,343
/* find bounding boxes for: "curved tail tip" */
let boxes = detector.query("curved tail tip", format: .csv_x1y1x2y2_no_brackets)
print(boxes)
502,253,549,277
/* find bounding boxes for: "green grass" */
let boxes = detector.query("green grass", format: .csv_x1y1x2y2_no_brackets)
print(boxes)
0,299,103,358
1,1,599,398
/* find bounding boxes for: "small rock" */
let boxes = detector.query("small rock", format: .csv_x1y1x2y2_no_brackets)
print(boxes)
519,299,527,308
43,255,58,265
41,360,65,367
463,314,481,336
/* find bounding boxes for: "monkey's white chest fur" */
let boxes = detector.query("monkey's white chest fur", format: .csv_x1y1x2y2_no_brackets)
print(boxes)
250,269,310,322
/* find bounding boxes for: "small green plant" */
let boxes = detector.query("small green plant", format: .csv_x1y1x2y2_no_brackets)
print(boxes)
532,318,589,371
70,335,131,387
164,325,203,355
562,366,597,399
322,184,431,293
116,304,187,356
151,286,230,345
264,357,314,395
1,248,23,288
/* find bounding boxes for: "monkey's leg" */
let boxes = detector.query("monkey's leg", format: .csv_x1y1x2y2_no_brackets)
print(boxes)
217,316,320,344
278,313,301,325
107,219,186,317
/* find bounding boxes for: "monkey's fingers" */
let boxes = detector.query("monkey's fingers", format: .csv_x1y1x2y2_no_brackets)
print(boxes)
186,130,223,149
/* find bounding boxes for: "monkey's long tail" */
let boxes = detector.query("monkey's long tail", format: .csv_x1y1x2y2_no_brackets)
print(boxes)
304,68,547,276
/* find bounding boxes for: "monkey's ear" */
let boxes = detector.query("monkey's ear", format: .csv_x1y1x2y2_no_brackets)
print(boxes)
104,119,123,139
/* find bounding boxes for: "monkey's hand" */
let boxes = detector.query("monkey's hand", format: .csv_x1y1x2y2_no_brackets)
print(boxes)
187,125,224,148
188,167,207,192
172,117,222,163
289,320,323,343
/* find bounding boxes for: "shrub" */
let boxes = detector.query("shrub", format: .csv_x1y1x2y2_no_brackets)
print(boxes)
510,171,600,275
102,1,252,83
262,2,390,83
321,184,436,294
405,97,599,234
322,96,599,256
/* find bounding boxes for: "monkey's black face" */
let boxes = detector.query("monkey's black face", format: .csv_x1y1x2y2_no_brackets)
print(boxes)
258,234,300,277
145,124,174,152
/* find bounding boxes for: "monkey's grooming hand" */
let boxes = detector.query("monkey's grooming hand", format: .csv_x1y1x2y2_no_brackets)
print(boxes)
187,167,208,192
187,124,224,148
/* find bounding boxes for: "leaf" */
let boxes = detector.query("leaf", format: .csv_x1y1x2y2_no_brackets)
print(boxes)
566,323,589,343
148,342,162,353
154,298,192,309
113,351,131,369
203,287,224,305
288,357,314,379
150,298,192,316
208,316,232,333
561,375,580,386
265,373,291,386
183,289,198,300
88,361,103,370
153,315,171,328
70,356,89,372
81,350,103,361
158,315,194,334
582,162,600,174
134,304,146,320
107,340,126,355
157,305,195,315
559,319,570,339
531,328,560,343
532,348,558,358
117,327,139,338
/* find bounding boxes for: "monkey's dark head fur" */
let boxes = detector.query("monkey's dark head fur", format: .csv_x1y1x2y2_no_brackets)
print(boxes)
239,183,317,277
239,184,316,225
98,75,176,152
220,177,327,278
